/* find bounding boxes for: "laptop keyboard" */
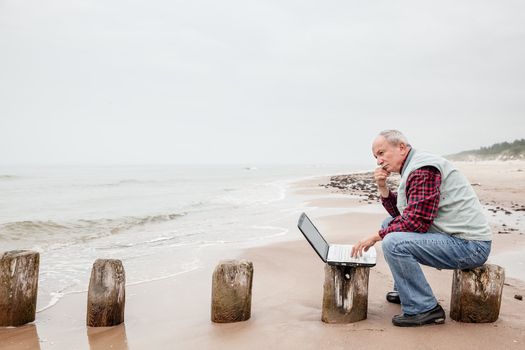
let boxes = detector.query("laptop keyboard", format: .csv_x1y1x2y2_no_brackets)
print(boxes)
328,244,376,264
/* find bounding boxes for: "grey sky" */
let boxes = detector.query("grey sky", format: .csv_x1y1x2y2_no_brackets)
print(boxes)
1,0,524,165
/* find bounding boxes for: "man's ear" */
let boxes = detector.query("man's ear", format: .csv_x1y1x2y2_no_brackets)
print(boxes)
399,142,407,154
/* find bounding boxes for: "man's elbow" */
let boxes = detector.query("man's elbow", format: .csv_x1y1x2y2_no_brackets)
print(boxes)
416,220,433,233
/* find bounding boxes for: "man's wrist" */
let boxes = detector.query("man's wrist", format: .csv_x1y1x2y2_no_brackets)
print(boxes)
378,187,390,198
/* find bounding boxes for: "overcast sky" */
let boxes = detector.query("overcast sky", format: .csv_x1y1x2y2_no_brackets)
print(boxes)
1,0,524,165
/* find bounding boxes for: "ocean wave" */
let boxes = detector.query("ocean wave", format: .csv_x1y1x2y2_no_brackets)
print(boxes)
89,177,199,188
0,212,186,243
1,220,69,235
91,179,159,188
95,233,195,250
0,175,20,180
212,181,287,207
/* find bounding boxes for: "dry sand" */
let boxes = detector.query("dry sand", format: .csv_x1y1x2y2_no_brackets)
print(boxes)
1,161,524,350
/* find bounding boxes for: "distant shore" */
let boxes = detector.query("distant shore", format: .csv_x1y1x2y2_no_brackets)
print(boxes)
1,160,524,350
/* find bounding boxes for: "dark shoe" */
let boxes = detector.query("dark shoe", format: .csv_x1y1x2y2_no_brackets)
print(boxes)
386,291,401,304
392,304,446,327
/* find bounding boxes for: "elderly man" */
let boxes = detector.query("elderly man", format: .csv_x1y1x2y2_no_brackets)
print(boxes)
351,130,492,327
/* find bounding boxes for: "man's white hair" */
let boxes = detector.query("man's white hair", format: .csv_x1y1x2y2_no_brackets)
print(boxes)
378,130,411,147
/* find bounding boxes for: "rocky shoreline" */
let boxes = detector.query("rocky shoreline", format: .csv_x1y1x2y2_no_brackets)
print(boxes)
320,172,400,203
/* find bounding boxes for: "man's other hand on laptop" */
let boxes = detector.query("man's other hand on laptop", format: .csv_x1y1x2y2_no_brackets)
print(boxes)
351,232,382,258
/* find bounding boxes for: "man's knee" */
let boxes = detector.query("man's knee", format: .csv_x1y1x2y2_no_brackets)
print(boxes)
381,232,406,256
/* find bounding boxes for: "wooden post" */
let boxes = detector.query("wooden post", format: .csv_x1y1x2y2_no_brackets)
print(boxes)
450,264,505,323
322,264,370,323
211,260,253,323
0,250,40,327
87,259,126,327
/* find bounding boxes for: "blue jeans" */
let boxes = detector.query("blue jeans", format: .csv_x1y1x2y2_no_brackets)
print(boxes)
380,217,491,315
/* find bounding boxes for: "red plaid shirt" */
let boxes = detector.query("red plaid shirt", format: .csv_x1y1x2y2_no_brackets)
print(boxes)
378,164,442,239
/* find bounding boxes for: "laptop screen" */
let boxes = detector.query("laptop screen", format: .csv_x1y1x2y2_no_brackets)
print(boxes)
297,213,329,261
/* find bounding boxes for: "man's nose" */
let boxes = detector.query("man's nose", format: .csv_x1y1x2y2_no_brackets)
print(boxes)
377,158,383,166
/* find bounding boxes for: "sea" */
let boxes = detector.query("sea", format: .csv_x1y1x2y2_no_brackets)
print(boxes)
0,164,364,312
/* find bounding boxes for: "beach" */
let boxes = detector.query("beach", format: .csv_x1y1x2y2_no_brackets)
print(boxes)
1,161,525,350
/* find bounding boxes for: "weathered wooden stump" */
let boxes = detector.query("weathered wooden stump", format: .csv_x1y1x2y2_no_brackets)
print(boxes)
322,264,370,323
0,250,40,327
87,259,126,327
211,260,253,323
450,264,505,323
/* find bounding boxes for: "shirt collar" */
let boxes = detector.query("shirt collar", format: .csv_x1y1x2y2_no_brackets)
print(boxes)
400,148,414,176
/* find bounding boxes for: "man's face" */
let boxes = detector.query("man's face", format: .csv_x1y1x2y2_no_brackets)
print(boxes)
372,136,409,173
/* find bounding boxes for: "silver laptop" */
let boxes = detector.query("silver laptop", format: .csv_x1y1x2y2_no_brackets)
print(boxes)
297,212,376,267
